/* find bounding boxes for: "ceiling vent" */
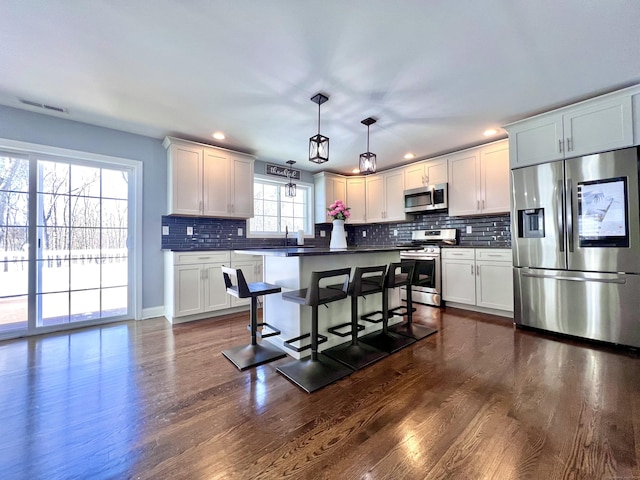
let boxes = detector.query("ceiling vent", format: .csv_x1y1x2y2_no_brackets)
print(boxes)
19,98,68,113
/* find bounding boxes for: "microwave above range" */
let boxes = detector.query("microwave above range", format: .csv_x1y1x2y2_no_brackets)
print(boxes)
404,183,448,213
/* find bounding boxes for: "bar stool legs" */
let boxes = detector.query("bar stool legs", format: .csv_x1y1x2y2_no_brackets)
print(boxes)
220,266,286,371
323,294,389,370
276,268,354,393
389,281,438,340
359,284,416,353
277,305,354,393
222,295,287,370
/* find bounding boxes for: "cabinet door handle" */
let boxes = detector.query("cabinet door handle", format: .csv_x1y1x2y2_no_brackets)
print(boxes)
477,200,480,210
558,139,563,153
567,137,572,151
482,199,485,209
476,265,480,276
471,265,474,275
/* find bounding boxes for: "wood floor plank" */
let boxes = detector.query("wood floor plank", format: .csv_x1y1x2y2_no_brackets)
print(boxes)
1,306,638,479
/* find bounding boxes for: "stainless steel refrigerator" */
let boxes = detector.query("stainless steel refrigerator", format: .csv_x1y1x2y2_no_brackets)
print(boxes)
512,146,640,348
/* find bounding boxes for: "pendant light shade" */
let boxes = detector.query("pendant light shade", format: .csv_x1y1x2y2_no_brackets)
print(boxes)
309,93,329,164
284,160,297,197
359,117,377,175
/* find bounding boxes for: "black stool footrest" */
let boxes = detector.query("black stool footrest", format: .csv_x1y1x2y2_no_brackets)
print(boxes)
327,322,365,338
248,322,281,338
389,306,409,317
283,333,328,352
361,310,384,324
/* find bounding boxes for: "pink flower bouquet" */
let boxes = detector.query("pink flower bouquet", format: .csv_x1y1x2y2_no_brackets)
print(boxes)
327,200,351,221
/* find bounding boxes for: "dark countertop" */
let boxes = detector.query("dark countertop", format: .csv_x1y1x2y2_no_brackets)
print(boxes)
442,245,511,249
234,246,411,257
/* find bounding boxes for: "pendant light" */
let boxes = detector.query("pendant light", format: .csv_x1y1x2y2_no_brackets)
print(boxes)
309,93,329,164
359,117,377,175
284,160,297,197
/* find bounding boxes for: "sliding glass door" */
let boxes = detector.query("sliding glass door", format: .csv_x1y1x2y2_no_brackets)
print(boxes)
0,149,137,338
0,155,29,334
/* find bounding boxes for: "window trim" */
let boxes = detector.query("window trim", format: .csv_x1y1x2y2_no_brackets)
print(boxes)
0,137,143,322
246,173,315,239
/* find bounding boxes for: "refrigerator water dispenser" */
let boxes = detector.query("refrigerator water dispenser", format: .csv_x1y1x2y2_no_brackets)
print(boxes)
518,208,545,238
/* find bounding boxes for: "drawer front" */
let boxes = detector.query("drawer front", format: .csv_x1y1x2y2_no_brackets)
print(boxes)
476,249,512,262
174,251,230,265
231,252,263,262
442,248,475,260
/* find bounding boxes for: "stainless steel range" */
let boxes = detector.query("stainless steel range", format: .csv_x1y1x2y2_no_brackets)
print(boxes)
399,228,458,307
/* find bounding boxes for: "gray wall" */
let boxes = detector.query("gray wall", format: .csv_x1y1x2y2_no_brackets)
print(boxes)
0,105,167,310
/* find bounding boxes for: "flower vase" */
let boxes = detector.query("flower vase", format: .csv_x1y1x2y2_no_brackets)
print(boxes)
329,219,347,249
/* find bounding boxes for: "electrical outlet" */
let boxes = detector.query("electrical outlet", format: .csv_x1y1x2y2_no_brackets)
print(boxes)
186,226,193,236
162,226,169,236
320,230,326,237
393,229,398,236
362,231,367,237
466,225,472,234
237,228,243,236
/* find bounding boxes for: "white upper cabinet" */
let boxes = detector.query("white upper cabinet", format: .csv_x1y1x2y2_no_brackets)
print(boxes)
164,137,255,218
448,139,509,217
479,141,510,215
314,172,347,223
365,169,407,223
506,87,637,169
404,157,448,190
346,176,367,224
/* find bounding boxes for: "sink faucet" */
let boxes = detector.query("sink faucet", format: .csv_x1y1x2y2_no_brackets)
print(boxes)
284,225,289,246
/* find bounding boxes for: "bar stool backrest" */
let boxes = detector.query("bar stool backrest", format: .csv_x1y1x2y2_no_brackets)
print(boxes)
353,265,387,296
385,260,416,289
221,266,250,298
305,268,352,306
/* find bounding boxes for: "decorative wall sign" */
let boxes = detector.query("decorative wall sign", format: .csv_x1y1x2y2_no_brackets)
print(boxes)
265,163,301,180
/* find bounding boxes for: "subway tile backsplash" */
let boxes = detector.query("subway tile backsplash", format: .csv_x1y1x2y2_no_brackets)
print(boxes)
162,212,510,250
344,212,511,248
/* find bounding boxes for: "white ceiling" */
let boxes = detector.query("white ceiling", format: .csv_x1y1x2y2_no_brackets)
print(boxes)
1,1,639,174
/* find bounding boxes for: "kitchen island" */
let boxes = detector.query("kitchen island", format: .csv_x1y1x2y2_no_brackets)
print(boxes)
234,247,406,359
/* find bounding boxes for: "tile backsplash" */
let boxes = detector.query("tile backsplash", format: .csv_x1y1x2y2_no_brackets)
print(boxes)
344,212,511,247
162,212,510,250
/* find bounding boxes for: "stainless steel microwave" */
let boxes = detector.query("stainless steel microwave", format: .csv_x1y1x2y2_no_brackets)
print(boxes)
404,183,448,213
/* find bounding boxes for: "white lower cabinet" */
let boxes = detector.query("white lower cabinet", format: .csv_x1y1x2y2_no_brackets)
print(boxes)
165,250,263,323
442,248,513,316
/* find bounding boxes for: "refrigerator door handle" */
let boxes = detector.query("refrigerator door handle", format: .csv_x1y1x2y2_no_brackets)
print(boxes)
521,272,626,284
558,180,565,253
566,179,574,252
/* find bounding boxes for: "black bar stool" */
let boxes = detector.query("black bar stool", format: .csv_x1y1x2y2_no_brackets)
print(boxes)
323,265,389,370
276,268,354,393
220,266,286,370
389,259,438,340
359,260,417,353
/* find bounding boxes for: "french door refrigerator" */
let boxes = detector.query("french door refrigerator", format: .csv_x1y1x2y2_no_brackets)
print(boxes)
512,146,640,348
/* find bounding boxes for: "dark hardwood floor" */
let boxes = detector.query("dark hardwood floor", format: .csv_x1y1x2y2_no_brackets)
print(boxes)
1,305,638,479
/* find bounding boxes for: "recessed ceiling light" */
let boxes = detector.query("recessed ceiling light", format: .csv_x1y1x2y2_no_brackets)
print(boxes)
483,128,498,136
212,131,226,140
352,168,360,174
404,153,415,160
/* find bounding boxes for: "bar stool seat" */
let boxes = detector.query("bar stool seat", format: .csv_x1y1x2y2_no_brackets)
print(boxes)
221,266,286,370
323,265,389,370
389,259,438,340
277,268,354,393
359,261,417,353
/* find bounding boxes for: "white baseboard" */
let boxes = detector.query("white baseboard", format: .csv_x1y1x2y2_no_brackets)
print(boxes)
141,306,165,320
445,302,513,319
